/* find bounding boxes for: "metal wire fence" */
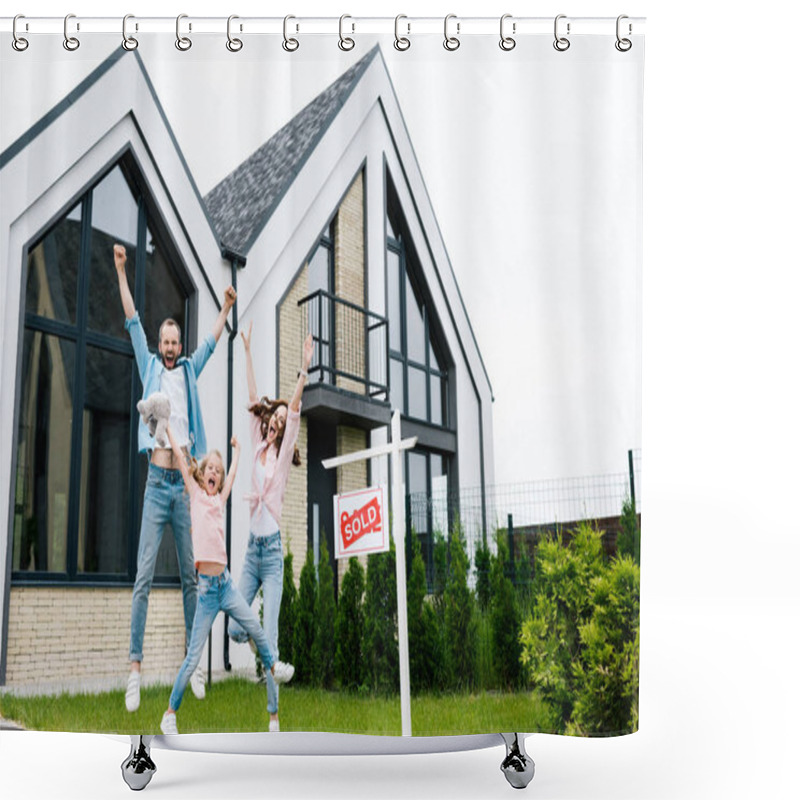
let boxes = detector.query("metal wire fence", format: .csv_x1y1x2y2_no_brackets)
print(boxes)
407,449,641,587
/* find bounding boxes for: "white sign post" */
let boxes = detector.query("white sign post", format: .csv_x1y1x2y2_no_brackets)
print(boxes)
321,409,417,737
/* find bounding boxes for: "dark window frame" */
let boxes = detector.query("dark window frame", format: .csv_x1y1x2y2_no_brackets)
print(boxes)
11,156,193,587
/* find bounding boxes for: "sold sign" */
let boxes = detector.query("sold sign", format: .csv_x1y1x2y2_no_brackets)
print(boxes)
333,485,388,559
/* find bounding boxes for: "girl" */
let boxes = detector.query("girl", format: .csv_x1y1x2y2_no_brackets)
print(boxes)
160,425,294,735
228,323,313,732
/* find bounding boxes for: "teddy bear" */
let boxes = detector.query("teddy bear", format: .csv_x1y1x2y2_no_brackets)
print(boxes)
136,392,171,448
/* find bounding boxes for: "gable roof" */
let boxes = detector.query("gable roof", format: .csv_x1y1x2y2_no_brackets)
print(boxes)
203,46,380,258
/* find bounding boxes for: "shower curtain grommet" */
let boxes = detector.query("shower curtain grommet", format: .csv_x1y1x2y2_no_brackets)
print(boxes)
282,15,299,52
226,15,243,52
121,14,138,51
175,14,192,51
615,15,633,51
394,15,411,51
553,14,571,51
11,14,29,51
443,14,460,51
338,15,355,51
499,14,516,51
63,14,80,51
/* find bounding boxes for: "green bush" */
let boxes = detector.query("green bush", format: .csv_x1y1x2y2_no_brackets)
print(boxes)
279,549,297,666
292,547,317,685
474,538,492,611
312,539,336,689
442,520,477,690
362,540,398,694
520,523,639,734
335,557,365,691
407,532,440,692
568,555,640,735
617,497,640,564
490,534,523,690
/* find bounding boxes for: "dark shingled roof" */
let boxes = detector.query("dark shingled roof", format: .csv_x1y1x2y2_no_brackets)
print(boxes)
203,46,380,257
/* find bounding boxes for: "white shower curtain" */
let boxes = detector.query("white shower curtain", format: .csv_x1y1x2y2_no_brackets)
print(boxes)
0,11,642,745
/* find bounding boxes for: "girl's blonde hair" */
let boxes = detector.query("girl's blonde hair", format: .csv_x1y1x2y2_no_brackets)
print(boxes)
248,397,301,466
187,449,227,493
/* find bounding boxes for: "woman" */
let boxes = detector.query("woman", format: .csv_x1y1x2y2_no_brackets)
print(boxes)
229,322,313,732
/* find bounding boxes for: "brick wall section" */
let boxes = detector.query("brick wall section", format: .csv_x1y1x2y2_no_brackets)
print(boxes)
278,263,310,587
334,172,365,395
278,171,368,590
5,587,185,688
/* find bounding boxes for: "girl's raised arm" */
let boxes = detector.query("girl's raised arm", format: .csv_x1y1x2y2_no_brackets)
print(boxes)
166,425,195,492
220,436,241,505
240,322,259,406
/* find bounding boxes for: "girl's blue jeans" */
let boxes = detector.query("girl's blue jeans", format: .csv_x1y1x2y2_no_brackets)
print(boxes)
169,568,276,712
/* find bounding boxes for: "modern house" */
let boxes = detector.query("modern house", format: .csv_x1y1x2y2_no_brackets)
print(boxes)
0,45,494,690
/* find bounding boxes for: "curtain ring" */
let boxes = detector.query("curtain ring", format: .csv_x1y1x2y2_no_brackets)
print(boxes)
338,14,355,51
615,15,632,52
175,14,192,51
283,15,299,52
122,14,138,51
12,14,29,51
394,14,410,51
499,13,516,51
443,14,460,51
63,14,80,51
553,14,570,51
227,15,243,52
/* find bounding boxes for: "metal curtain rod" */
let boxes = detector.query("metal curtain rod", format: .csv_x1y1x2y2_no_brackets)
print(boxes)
2,15,647,36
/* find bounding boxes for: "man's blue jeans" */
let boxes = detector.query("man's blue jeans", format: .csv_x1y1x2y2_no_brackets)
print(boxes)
169,569,276,712
229,532,284,714
129,464,196,663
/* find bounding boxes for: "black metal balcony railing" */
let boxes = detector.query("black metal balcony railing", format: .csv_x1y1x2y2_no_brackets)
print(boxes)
298,289,388,400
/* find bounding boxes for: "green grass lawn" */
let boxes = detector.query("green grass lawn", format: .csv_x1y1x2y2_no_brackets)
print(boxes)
0,678,556,735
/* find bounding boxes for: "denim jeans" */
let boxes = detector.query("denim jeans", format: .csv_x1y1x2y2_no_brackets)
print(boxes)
229,532,284,714
169,569,276,712
129,464,196,663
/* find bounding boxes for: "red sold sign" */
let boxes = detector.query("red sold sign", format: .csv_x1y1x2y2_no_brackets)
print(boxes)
340,497,382,549
333,485,388,559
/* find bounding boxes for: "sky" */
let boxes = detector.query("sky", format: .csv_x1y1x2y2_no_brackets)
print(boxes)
1,27,642,492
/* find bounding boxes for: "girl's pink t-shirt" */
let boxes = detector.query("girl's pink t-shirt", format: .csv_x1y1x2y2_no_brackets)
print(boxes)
189,483,228,569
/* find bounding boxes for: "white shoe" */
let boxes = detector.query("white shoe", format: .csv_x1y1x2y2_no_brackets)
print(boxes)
271,661,295,685
160,711,178,735
190,666,206,700
269,718,280,733
125,671,141,713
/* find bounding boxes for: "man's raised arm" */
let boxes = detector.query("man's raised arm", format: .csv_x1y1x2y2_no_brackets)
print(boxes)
211,286,237,343
114,244,136,320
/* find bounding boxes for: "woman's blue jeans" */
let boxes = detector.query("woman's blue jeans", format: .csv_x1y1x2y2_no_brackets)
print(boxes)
169,569,276,712
229,532,284,715
130,464,196,663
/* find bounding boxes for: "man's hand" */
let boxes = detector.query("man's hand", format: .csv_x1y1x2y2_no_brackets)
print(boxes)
114,243,127,274
223,286,237,308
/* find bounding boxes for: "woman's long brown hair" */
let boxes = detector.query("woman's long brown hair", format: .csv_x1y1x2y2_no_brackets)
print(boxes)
249,397,301,466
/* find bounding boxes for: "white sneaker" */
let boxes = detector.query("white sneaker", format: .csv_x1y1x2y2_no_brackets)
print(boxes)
271,661,294,685
125,671,141,713
160,711,178,735
269,718,280,733
190,666,206,700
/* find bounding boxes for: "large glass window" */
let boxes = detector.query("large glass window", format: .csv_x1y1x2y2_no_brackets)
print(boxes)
12,160,190,584
386,215,449,427
306,226,335,384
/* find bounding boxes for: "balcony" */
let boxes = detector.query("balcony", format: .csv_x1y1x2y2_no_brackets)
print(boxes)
298,289,391,430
